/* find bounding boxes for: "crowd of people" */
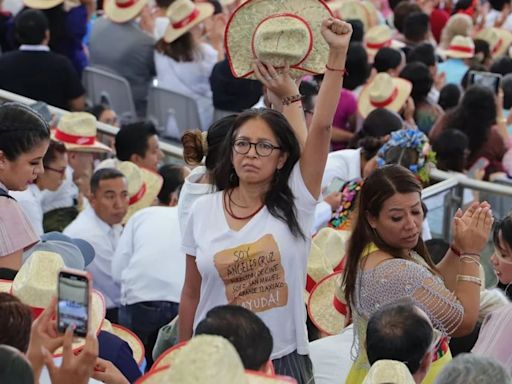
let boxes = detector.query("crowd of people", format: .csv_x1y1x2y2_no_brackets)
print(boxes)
1,0,512,383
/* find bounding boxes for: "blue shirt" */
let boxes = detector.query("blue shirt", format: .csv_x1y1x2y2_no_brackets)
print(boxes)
438,58,468,86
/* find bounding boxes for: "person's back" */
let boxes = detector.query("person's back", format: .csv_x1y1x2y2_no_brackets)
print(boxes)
89,16,156,117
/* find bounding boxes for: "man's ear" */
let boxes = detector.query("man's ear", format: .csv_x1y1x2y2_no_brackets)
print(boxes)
130,153,144,167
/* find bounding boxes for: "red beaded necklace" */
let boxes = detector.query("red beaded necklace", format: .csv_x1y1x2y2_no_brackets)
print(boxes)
224,189,265,221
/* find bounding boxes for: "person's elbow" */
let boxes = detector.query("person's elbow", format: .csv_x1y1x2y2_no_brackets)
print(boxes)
452,312,479,337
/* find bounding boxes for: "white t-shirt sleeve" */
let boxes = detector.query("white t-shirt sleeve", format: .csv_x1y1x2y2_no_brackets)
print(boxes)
289,162,320,212
181,200,198,257
111,218,134,283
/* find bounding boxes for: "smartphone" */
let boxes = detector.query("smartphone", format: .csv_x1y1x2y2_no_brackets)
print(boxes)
468,71,502,94
467,157,490,179
325,177,346,195
57,269,91,337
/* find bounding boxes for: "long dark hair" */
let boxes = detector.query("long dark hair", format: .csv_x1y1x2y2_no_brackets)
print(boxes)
343,165,437,304
155,31,201,62
213,109,304,239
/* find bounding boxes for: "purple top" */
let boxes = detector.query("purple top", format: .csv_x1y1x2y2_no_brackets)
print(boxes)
332,89,357,151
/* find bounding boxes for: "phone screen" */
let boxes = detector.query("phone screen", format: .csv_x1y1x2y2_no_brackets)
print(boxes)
325,178,345,195
57,271,89,337
470,71,501,94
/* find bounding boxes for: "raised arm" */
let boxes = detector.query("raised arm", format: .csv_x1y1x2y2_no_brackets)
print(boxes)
300,18,352,198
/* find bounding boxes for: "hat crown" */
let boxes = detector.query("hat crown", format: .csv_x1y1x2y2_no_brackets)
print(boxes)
478,28,500,47
449,35,474,49
366,25,392,44
253,15,311,67
167,0,198,23
362,360,415,384
57,112,97,139
165,335,249,383
116,161,144,198
12,251,64,308
369,73,396,102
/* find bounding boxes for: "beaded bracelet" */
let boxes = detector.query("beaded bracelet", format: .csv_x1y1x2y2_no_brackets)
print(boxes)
456,274,482,286
282,94,303,106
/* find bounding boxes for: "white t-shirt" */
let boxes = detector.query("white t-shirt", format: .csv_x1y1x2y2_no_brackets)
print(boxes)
11,184,44,236
485,9,512,32
322,149,362,190
41,166,77,213
182,163,318,359
112,206,185,305
309,325,354,384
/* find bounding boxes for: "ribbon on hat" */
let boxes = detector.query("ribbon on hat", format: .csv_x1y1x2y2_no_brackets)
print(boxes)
370,87,399,108
172,8,200,29
492,38,503,55
333,295,347,316
306,274,317,293
54,129,96,145
115,0,138,8
366,39,391,50
8,285,45,319
129,183,147,205
448,45,474,54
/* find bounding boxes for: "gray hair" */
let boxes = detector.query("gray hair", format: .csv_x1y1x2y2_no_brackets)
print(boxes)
435,354,510,384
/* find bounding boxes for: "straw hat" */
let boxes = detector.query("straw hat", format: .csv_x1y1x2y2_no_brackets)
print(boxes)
104,0,150,23
313,228,349,271
362,360,415,384
51,112,111,153
102,320,145,366
97,160,163,223
439,35,475,59
225,0,333,79
307,271,347,336
0,251,105,355
358,73,412,118
163,0,214,43
137,335,296,383
328,0,370,31
23,0,64,10
476,28,512,58
364,25,405,59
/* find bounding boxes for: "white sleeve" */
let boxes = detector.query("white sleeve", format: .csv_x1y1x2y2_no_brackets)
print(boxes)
289,163,319,213
181,203,197,257
312,201,332,235
111,219,134,283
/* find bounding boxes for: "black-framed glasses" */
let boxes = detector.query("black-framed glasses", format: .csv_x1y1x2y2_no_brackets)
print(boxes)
232,139,281,157
45,166,66,176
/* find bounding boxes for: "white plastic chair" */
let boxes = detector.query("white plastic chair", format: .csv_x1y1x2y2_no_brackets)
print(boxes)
82,66,136,120
146,85,201,140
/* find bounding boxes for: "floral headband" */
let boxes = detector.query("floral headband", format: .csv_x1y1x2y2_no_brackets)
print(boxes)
329,179,364,231
376,128,436,183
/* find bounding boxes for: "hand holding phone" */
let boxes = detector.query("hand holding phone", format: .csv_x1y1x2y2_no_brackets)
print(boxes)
324,177,346,196
468,71,502,94
467,157,490,179
57,269,91,337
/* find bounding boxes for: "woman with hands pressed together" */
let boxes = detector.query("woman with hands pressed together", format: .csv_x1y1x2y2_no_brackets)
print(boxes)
179,14,352,383
342,165,494,383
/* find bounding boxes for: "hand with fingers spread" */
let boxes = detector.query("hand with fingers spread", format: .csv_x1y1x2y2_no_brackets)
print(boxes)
92,358,129,384
452,202,494,255
44,327,99,384
320,17,352,51
252,61,299,99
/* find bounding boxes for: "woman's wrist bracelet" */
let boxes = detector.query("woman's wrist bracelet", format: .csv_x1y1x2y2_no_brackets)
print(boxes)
282,94,303,106
456,274,482,286
460,255,481,267
450,245,461,257
325,64,348,76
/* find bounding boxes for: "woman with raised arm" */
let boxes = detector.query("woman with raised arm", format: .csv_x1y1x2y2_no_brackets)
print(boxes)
178,14,352,383
342,165,494,383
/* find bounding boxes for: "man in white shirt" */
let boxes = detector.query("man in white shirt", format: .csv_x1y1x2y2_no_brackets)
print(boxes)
64,168,129,322
113,164,188,366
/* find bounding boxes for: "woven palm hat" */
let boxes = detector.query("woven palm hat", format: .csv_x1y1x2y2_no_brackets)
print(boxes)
0,251,106,356
225,0,333,79
23,0,64,10
362,360,415,384
476,28,512,58
328,0,370,31
104,0,150,23
163,0,214,43
365,24,405,59
97,159,163,223
307,271,347,335
51,112,111,153
358,73,412,118
102,320,145,367
137,335,297,383
439,35,475,59
313,227,349,271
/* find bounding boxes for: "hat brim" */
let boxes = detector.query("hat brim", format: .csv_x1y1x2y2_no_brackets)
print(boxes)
0,279,11,293
438,47,474,59
112,324,145,366
51,130,112,153
40,232,95,266
307,271,346,336
151,341,187,371
104,0,150,23
358,77,412,118
328,0,370,31
491,30,512,58
365,39,405,59
23,0,64,9
123,168,163,224
164,3,215,43
225,0,333,79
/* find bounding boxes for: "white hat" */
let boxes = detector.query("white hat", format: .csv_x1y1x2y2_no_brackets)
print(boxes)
104,0,150,23
362,360,415,384
163,0,214,43
23,0,63,10
439,35,475,59
364,25,405,59
476,27,512,58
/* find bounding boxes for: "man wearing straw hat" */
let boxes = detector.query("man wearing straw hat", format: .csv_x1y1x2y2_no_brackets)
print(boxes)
437,35,475,85
89,0,155,118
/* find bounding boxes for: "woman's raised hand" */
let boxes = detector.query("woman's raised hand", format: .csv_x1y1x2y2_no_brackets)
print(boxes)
252,61,299,99
452,202,494,255
320,18,352,51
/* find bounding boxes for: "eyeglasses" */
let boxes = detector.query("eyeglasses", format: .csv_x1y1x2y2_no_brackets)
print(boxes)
45,166,66,175
232,139,281,157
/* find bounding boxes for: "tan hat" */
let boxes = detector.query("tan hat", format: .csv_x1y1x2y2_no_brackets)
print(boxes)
439,35,475,59
225,0,333,79
23,0,64,10
138,335,297,383
163,0,214,43
365,25,405,59
112,324,145,366
362,360,415,384
476,28,512,58
358,73,412,118
104,0,150,23
329,0,370,31
0,251,106,355
97,160,163,223
307,271,347,336
52,112,111,153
